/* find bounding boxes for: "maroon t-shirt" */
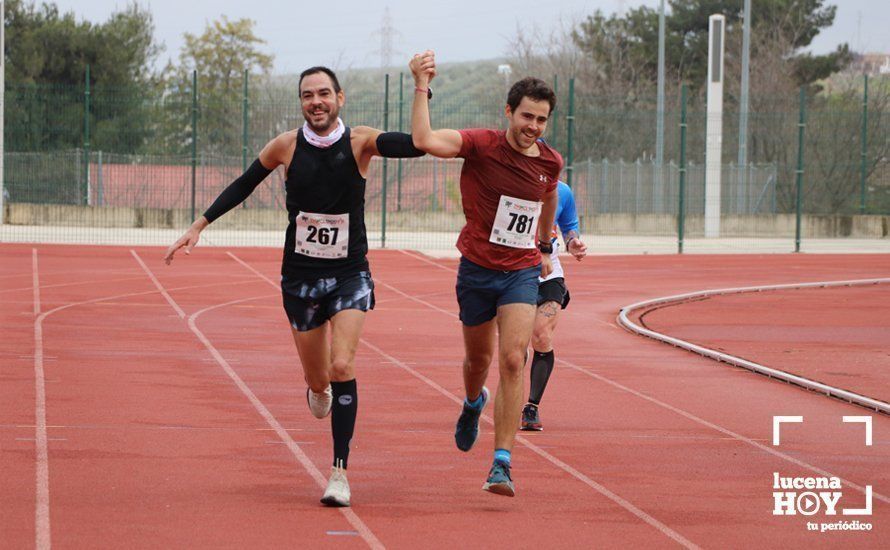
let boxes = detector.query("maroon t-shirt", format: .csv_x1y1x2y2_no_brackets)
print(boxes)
456,129,562,271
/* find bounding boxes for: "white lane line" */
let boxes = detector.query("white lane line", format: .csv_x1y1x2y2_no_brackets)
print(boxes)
32,250,41,316
399,252,890,501
375,279,458,319
397,249,456,272
0,275,149,296
617,278,890,414
139,251,384,550
130,250,185,319
374,289,452,306
227,252,698,549
368,281,699,549
0,268,135,282
360,339,703,550
555,356,890,505
32,248,51,550
22,267,323,550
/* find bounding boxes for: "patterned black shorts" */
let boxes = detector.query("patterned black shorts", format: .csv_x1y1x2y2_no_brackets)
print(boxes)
281,271,375,332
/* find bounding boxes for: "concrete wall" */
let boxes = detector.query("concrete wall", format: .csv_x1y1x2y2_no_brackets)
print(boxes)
2,203,466,233
581,213,890,238
4,202,889,239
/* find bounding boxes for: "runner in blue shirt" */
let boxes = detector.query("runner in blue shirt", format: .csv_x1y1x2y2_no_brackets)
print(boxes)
521,180,587,430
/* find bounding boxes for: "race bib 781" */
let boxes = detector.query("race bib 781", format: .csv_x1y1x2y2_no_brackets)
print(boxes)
489,195,541,249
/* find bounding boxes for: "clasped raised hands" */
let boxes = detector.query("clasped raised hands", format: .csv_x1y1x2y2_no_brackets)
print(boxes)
409,50,437,86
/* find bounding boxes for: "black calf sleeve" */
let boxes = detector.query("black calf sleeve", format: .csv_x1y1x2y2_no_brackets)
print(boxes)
528,350,555,405
331,379,358,469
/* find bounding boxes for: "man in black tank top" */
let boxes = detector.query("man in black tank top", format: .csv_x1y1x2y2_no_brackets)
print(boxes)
164,66,424,507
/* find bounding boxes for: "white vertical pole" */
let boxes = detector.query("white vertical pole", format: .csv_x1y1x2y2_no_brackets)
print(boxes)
738,0,752,213
655,0,665,213
705,14,725,238
1,1,6,225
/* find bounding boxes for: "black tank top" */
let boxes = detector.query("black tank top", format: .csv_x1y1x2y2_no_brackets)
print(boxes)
281,127,370,279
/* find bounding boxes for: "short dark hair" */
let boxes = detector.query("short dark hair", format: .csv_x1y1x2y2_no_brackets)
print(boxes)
507,77,556,115
299,66,342,94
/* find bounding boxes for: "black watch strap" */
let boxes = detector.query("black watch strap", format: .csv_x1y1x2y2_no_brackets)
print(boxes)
537,241,553,254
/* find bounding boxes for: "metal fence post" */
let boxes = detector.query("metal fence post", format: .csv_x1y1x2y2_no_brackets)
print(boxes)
601,159,608,213
618,159,624,211
381,73,389,248
651,159,657,213
242,69,249,172
550,75,558,151
83,64,91,205
662,160,676,214
794,86,806,253
0,4,4,224
678,85,688,254
397,72,404,212
432,158,439,211
566,77,575,187
191,70,198,222
97,150,103,206
728,161,735,214
634,158,641,214
860,74,868,214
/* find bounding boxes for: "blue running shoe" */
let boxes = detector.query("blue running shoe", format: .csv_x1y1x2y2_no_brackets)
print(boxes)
454,386,489,452
482,459,515,497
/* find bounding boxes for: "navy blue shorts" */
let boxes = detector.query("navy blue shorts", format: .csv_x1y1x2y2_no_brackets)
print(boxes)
455,257,541,326
281,271,375,332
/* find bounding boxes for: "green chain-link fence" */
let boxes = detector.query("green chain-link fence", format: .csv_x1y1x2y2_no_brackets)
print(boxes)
2,69,888,252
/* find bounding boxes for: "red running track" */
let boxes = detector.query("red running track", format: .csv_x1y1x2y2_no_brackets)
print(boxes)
1,244,888,548
638,284,890,405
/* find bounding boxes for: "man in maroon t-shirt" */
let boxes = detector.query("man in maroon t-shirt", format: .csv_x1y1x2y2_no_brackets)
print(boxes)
409,50,561,497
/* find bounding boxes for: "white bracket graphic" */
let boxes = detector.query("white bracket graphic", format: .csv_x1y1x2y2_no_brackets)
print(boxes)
842,416,873,446
843,485,873,516
772,416,803,446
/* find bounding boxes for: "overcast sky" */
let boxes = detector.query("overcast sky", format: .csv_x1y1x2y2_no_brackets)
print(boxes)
43,0,890,75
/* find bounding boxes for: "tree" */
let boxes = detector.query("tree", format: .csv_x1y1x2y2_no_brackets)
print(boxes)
571,0,849,94
505,0,886,215
3,0,161,152
161,16,274,156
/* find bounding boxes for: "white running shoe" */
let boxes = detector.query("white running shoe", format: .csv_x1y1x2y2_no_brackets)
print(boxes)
307,385,333,418
320,464,350,507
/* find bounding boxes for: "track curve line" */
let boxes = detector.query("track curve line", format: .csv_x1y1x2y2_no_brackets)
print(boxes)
617,278,890,415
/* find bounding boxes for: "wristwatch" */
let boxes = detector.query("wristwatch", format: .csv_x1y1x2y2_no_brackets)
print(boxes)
414,86,433,100
537,240,553,254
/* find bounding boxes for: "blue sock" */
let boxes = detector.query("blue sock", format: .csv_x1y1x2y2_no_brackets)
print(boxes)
494,448,511,466
466,391,485,409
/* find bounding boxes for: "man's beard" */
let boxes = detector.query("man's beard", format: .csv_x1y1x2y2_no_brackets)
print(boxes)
304,108,339,134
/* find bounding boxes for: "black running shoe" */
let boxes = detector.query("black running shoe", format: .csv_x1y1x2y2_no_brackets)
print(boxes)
520,403,543,431
454,386,489,451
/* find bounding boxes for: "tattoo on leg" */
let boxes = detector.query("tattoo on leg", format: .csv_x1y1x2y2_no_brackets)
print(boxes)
538,302,559,318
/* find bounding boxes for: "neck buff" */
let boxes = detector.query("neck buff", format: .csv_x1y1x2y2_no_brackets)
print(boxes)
302,117,345,148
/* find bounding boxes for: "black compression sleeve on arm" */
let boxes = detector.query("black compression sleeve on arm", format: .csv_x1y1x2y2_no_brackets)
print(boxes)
202,159,273,223
375,132,425,158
